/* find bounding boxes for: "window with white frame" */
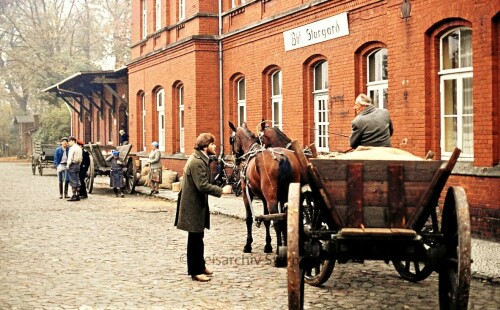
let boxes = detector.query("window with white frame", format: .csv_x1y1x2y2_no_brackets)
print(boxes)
367,48,388,109
237,78,246,126
440,27,473,159
179,86,185,153
271,71,282,130
156,89,165,152
155,0,161,31
313,61,329,153
141,0,147,39
141,94,146,151
179,0,185,21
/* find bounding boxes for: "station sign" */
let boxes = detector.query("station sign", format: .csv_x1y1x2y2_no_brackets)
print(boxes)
283,12,349,51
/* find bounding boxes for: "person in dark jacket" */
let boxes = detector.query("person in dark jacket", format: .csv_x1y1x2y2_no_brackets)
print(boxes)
174,133,223,282
54,137,70,199
349,94,394,149
77,140,90,199
106,150,125,197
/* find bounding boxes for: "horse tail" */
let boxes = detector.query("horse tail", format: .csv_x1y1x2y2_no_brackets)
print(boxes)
277,157,293,206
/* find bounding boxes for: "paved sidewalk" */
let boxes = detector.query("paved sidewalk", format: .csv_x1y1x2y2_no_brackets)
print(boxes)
104,177,500,284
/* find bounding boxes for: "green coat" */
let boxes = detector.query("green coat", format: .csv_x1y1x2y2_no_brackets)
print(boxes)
174,149,222,232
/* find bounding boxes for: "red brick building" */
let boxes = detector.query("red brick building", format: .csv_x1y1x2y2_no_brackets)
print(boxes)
126,0,499,239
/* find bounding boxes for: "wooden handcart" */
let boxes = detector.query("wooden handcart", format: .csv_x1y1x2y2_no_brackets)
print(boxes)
84,143,138,194
31,141,59,175
286,143,471,309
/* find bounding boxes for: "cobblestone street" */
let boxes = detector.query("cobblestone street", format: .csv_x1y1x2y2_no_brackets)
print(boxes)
1,161,499,309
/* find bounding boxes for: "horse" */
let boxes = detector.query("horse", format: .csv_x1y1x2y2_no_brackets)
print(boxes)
258,121,292,149
228,121,301,266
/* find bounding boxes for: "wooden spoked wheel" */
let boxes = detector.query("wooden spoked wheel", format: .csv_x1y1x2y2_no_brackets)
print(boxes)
392,258,433,282
85,155,95,194
31,158,37,175
125,158,137,194
438,186,471,310
287,183,305,310
302,196,335,286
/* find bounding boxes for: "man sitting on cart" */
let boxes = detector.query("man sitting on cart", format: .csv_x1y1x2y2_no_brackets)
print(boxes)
349,94,393,149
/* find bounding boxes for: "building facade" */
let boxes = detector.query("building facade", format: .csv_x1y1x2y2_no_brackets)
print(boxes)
129,0,499,240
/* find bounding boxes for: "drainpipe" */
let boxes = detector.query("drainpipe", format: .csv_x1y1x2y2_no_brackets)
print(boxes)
218,0,224,156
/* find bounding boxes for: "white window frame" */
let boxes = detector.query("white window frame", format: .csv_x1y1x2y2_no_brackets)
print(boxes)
155,0,162,32
271,71,283,130
439,27,473,160
179,86,185,153
141,0,147,39
141,94,146,152
237,78,246,127
367,48,388,109
179,0,185,21
156,89,165,152
313,61,329,153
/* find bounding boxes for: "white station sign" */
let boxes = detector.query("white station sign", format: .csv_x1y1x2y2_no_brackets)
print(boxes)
283,12,349,51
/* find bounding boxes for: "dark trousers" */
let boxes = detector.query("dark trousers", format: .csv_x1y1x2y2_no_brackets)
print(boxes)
79,172,87,197
187,231,205,276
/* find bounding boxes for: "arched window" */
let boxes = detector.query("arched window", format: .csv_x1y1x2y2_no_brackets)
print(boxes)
440,27,473,159
271,71,282,129
237,78,246,126
178,85,185,153
367,48,388,109
156,89,165,151
313,61,329,152
141,93,146,151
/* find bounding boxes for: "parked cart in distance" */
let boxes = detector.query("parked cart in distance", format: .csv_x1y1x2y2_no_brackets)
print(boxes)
31,141,59,176
286,142,471,310
84,143,137,194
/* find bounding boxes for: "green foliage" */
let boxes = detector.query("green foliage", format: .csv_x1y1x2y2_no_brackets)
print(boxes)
34,105,71,144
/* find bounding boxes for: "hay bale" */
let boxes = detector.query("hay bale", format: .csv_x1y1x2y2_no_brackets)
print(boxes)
159,169,178,189
141,164,150,176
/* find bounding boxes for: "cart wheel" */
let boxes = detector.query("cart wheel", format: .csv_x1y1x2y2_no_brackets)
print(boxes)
303,197,335,286
85,155,94,194
438,186,471,310
125,159,137,194
392,258,433,282
38,161,43,176
287,183,304,309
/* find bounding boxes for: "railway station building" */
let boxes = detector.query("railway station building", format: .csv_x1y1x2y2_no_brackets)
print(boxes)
127,0,499,240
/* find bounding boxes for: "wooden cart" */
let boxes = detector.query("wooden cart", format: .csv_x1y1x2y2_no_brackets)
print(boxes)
84,143,137,194
31,141,59,175
286,143,471,309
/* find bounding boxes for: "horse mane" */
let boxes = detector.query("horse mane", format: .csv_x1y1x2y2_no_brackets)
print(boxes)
271,127,291,143
241,126,259,143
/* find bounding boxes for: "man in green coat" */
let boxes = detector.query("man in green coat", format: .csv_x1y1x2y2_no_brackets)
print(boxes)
175,133,223,282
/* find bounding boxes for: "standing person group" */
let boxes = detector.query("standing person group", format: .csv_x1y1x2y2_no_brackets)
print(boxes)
106,150,125,197
67,136,83,201
54,137,70,199
349,94,394,149
148,141,162,195
175,133,223,282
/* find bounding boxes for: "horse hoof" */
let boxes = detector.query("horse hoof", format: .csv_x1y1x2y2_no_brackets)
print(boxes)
264,245,273,253
274,256,287,268
243,246,252,253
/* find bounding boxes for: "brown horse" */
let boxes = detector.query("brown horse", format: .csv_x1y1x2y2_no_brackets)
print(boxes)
229,121,301,266
259,121,292,149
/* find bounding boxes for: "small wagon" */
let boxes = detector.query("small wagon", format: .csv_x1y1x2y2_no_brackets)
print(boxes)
84,143,138,194
286,143,471,309
31,141,59,175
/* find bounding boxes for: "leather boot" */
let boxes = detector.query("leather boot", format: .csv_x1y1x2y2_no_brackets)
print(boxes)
59,183,63,199
114,188,119,197
64,182,70,198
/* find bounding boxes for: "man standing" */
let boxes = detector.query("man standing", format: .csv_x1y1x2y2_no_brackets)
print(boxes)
174,133,223,282
78,140,90,199
54,137,70,199
349,94,394,149
66,136,83,201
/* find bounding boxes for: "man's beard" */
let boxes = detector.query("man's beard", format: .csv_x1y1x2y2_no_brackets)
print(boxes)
207,147,216,155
